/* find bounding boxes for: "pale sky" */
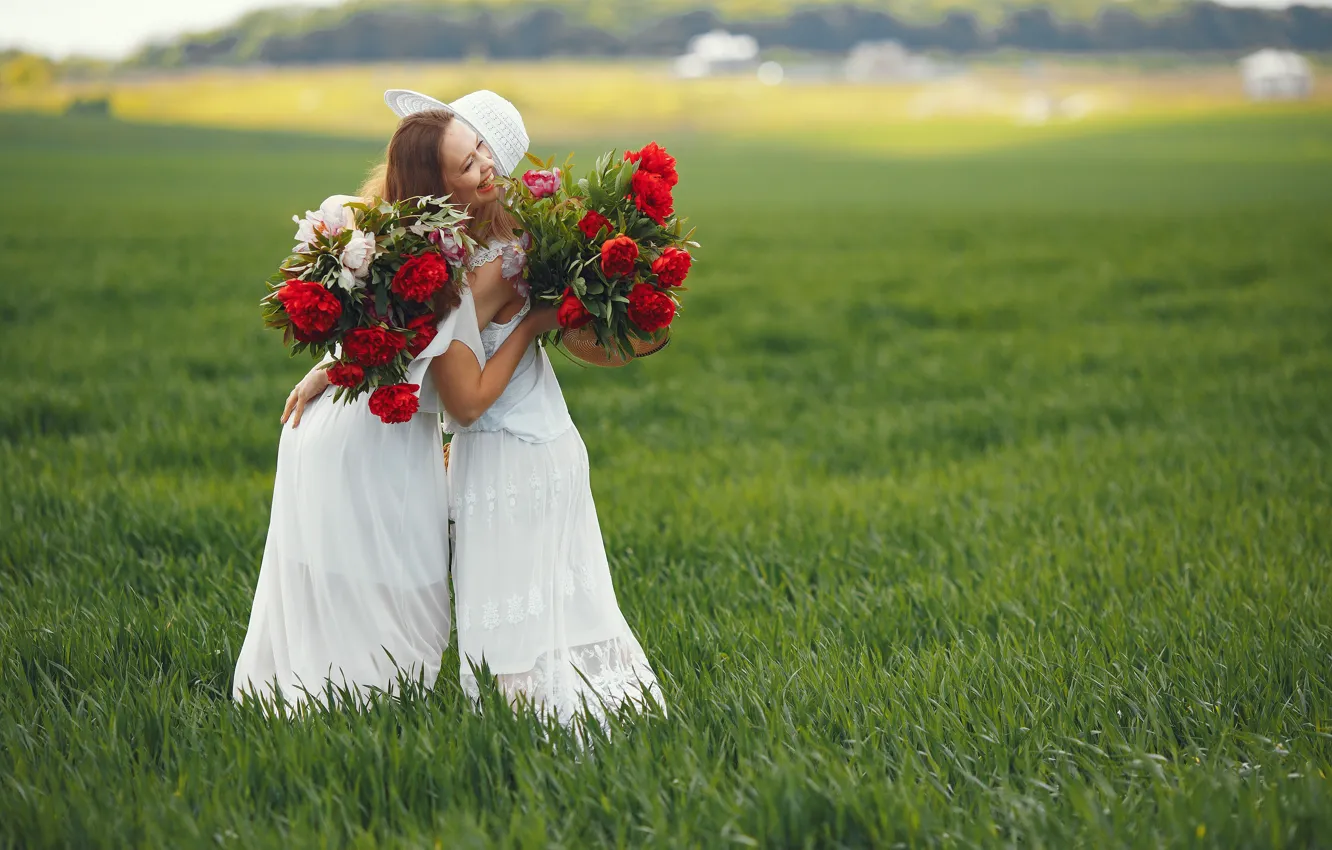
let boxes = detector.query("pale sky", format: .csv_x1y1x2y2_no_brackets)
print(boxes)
1,0,337,59
1,0,1329,60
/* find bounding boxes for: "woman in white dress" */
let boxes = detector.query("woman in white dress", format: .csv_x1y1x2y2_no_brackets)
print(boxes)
446,275,666,728
361,92,667,727
232,94,559,710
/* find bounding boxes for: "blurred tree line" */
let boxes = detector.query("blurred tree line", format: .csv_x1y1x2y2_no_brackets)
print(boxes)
125,1,1332,68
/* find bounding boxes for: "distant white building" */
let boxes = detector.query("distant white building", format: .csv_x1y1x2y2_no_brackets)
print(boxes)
845,41,940,83
673,30,759,79
1240,50,1313,101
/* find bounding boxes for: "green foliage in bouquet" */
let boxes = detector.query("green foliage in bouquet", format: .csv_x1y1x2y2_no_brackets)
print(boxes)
508,143,698,363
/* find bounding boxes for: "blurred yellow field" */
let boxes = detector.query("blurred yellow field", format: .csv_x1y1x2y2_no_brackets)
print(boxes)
5,60,1328,155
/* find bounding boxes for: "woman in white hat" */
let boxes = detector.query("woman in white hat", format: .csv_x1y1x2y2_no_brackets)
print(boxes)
322,89,665,728
422,90,664,729
232,94,560,711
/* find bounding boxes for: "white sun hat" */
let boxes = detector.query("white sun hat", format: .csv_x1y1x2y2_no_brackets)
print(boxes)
383,89,529,176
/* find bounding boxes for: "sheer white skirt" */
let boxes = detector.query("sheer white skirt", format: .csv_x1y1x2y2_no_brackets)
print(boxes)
449,425,663,727
232,387,453,710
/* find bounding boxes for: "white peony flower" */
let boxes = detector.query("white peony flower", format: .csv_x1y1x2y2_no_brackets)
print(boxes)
292,214,319,249
318,196,356,238
500,239,527,281
340,229,376,280
293,196,356,250
336,267,361,292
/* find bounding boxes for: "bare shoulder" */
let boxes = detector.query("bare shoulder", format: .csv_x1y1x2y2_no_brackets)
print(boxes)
468,253,504,284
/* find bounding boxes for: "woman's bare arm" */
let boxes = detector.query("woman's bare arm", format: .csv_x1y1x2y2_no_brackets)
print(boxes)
430,306,558,427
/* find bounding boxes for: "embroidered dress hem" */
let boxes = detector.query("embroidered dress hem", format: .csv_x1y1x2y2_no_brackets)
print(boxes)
450,426,665,727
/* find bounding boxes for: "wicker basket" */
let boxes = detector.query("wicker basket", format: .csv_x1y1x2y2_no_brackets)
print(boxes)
558,325,670,368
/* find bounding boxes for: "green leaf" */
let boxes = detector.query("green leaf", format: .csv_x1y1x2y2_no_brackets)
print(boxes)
614,163,634,195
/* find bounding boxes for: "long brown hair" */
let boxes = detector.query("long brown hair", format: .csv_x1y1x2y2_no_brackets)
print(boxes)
359,109,517,245
361,111,518,316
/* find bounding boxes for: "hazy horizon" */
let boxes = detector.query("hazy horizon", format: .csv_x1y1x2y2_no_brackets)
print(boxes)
5,0,1330,61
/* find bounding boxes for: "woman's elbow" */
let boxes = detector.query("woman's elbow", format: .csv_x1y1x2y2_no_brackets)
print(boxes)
446,402,483,427
435,384,481,426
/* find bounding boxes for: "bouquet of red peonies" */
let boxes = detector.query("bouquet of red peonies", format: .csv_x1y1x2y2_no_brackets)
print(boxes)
507,142,697,365
261,194,476,423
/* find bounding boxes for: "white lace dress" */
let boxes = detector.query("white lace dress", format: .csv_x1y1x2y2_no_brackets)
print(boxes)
232,292,486,710
446,239,664,727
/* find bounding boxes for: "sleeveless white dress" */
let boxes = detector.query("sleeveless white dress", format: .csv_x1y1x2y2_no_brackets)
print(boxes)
447,240,664,727
232,291,486,710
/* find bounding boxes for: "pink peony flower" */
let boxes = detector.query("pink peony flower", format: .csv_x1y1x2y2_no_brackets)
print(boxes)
521,169,561,199
429,227,468,265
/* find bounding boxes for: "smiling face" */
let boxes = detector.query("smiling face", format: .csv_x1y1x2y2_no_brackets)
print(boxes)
439,121,498,207
371,108,517,245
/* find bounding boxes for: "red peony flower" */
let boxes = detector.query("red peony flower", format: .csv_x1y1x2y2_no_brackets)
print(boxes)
651,247,692,288
406,313,438,358
627,282,676,333
343,326,407,367
291,326,328,344
326,362,364,388
368,383,420,424
276,280,342,341
557,288,594,329
600,235,640,278
578,210,611,240
624,142,678,187
392,252,452,302
630,170,674,226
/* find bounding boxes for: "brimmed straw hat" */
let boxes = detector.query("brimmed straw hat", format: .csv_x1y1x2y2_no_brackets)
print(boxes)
559,325,671,368
383,89,529,176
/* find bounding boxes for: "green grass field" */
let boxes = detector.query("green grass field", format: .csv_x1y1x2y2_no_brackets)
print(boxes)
1,110,1330,848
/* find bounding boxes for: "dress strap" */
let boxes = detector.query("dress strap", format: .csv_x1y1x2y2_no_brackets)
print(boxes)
514,298,532,322
467,243,504,270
